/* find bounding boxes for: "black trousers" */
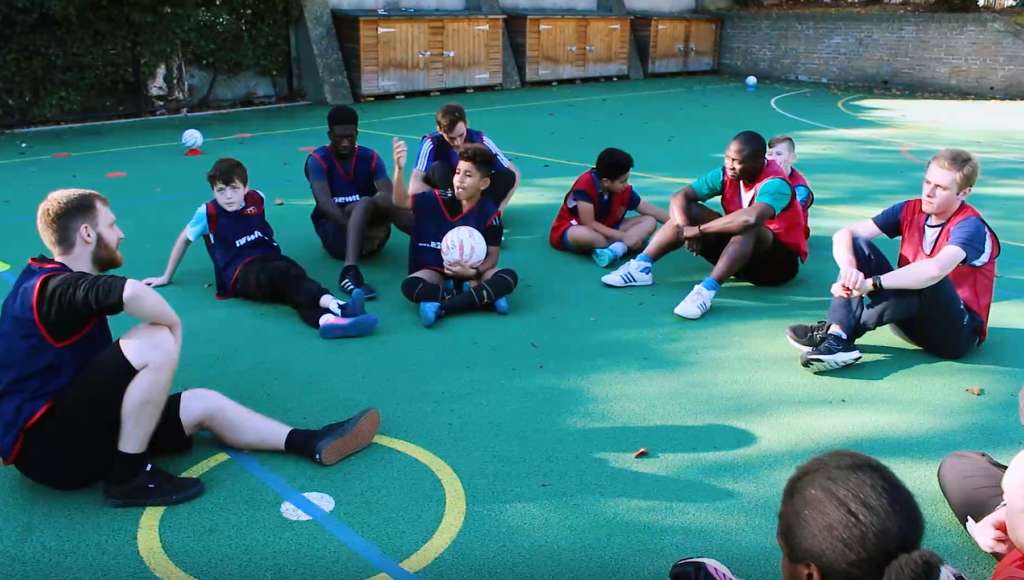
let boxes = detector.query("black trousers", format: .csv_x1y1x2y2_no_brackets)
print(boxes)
235,255,330,328
826,237,980,358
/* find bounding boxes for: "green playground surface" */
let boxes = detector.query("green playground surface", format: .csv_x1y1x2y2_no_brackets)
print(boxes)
1,75,1023,579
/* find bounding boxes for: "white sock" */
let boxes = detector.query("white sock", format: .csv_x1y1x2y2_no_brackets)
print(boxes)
608,241,628,257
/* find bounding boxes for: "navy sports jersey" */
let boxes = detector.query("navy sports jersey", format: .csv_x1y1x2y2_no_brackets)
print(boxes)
305,145,386,221
203,190,281,297
0,259,113,463
414,129,511,173
409,192,502,274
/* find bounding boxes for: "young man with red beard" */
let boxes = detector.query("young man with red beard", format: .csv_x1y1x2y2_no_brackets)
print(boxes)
0,189,380,507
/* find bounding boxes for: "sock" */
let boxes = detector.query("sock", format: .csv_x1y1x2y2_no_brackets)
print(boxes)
401,276,443,303
636,253,654,264
829,328,849,340
607,241,628,257
442,269,519,314
700,277,721,292
108,450,149,484
285,428,318,459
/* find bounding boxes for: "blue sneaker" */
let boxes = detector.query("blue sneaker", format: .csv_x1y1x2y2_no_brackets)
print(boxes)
800,333,862,373
419,302,442,328
493,296,510,315
341,288,366,317
319,313,378,339
591,248,619,268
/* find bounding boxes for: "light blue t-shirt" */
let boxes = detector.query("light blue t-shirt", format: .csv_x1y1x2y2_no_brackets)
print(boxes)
185,191,266,242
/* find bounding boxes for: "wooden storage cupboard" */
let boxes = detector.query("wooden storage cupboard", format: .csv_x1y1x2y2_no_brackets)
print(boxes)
507,16,631,82
335,15,504,97
633,17,720,75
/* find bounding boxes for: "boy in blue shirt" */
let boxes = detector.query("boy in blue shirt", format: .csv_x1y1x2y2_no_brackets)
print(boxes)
145,158,377,339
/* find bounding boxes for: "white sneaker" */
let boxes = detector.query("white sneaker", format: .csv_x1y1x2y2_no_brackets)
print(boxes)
601,259,653,287
673,285,715,319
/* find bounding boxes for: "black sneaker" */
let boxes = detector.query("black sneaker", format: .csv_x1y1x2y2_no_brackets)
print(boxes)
786,321,830,351
313,408,380,466
339,266,377,300
103,463,205,507
800,333,862,373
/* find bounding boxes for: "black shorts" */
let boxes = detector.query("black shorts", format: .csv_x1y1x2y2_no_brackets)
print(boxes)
313,214,392,260
13,341,193,490
698,232,800,287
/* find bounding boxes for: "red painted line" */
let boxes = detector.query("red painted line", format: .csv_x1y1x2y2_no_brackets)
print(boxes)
298,146,316,152
105,171,128,178
233,132,253,139
50,152,72,158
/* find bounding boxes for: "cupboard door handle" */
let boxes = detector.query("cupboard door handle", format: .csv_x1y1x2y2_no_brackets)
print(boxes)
443,50,456,57
417,50,433,58
474,24,490,30
567,46,577,53
657,25,669,29
540,24,553,30
608,24,620,29
676,44,686,52
377,27,396,33
585,45,594,53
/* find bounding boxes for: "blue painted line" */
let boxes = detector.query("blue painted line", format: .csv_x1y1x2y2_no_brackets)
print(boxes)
225,449,416,580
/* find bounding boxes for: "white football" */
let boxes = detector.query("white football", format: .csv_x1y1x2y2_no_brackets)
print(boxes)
181,128,204,149
441,226,486,268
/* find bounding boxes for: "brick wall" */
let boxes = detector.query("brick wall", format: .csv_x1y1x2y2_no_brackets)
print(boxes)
716,12,1024,98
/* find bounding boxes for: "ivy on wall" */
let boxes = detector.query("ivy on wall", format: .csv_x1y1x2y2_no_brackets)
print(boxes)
0,0,298,127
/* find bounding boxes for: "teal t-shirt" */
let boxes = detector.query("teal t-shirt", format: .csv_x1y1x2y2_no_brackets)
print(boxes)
690,167,791,216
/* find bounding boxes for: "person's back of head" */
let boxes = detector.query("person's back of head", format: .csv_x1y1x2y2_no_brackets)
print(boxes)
595,148,634,182
778,450,955,580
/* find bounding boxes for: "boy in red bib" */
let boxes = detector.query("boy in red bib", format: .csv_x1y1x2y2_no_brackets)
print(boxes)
767,135,813,239
549,147,669,268
602,131,806,320
787,149,1000,372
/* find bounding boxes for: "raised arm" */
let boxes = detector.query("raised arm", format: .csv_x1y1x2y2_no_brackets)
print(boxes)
392,138,412,210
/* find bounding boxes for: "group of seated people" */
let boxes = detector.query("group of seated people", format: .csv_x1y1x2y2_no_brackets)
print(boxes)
0,99,1010,578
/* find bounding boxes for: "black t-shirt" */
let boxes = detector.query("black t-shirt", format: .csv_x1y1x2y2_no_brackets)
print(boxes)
440,195,503,247
36,267,127,343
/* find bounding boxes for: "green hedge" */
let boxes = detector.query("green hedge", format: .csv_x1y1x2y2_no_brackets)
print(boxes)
0,0,298,127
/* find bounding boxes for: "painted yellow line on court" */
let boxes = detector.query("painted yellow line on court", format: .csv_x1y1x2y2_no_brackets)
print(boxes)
368,435,466,579
0,260,10,273
137,436,465,579
138,452,231,580
836,94,864,118
771,89,1024,163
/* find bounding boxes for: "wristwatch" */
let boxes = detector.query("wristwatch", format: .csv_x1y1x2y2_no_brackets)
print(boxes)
871,275,883,292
